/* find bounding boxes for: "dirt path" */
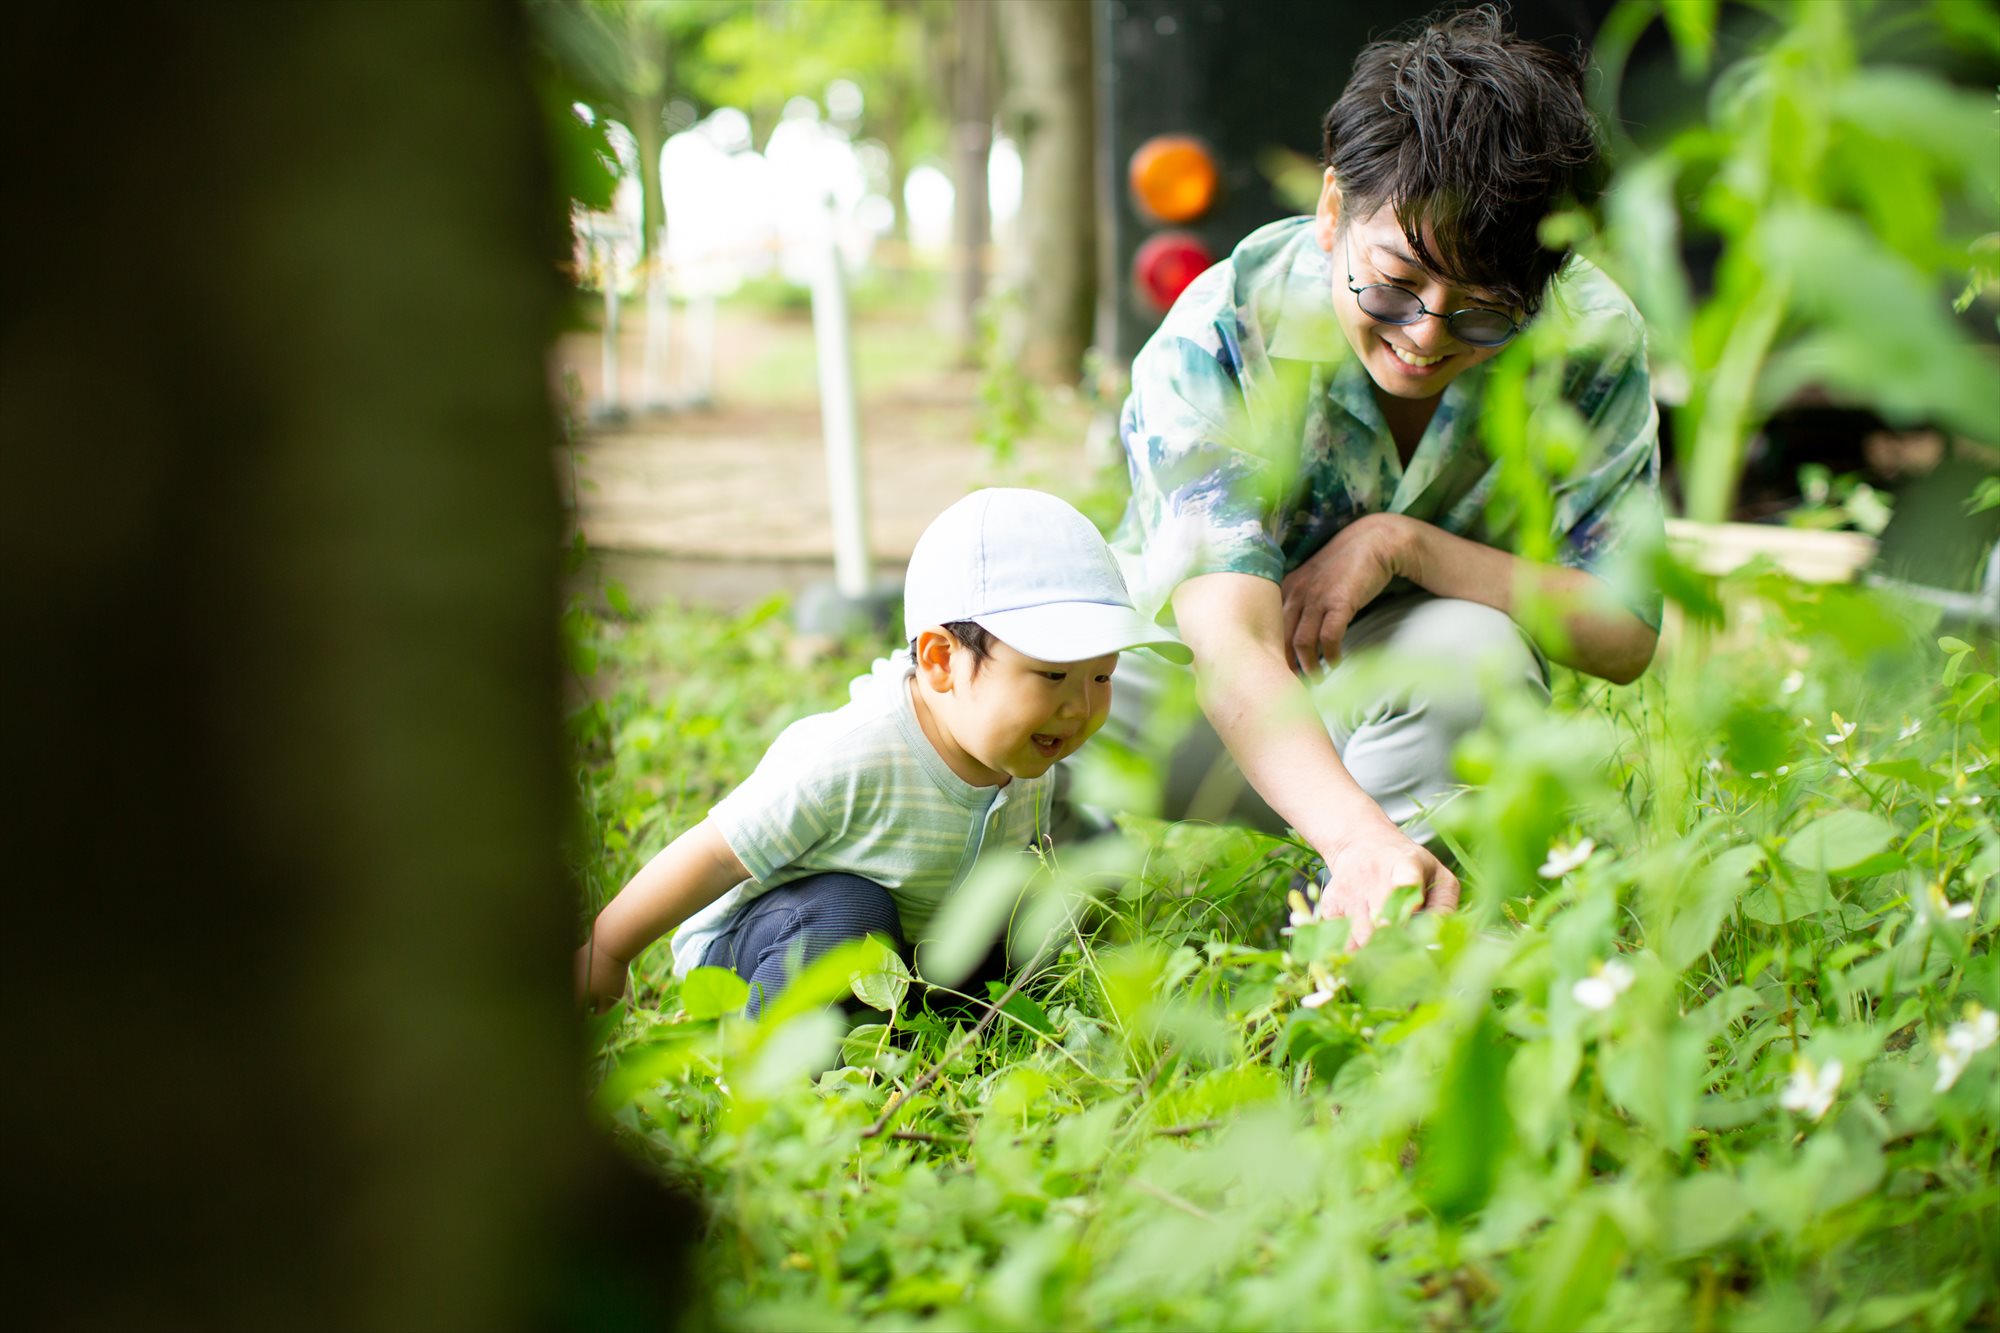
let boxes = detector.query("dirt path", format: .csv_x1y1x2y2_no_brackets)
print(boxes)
554,304,1099,607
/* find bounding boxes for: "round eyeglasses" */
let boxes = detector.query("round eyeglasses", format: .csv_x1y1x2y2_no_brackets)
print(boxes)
1344,233,1522,348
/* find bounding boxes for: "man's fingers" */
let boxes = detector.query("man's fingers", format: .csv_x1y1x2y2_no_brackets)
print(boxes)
1423,867,1462,913
1318,618,1347,668
1291,609,1325,676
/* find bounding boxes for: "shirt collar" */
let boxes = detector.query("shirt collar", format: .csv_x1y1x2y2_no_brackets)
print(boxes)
1262,227,1352,365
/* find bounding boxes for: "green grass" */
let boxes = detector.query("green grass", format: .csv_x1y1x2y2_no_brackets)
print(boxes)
567,566,1999,1331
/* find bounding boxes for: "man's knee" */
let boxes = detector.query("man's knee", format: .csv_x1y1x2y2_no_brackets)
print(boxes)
1331,596,1547,733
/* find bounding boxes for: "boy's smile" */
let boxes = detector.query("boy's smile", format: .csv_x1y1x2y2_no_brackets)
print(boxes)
912,632,1117,786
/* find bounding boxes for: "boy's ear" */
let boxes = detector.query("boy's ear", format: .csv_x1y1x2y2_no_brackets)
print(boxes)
1313,168,1342,252
913,628,955,691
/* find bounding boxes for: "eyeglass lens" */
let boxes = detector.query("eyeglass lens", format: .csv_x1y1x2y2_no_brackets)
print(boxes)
1357,286,1515,347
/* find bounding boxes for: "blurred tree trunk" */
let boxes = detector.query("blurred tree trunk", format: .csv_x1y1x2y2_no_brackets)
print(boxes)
995,0,1098,383
2,2,696,1328
623,9,669,262
950,0,994,359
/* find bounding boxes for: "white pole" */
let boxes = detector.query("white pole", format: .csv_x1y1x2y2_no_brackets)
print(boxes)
689,290,717,406
810,199,871,599
639,231,669,410
600,251,621,418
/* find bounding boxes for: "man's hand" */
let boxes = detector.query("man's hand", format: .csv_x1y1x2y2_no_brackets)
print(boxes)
1315,820,1460,949
574,940,631,1013
1279,513,1411,675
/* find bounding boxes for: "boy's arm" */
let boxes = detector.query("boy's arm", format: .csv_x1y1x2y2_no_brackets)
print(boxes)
575,820,749,1010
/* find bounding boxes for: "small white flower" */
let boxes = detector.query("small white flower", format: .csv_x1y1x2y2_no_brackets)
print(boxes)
1781,670,1804,695
1898,718,1923,741
1937,1045,1972,1093
1777,765,1791,776
1287,888,1314,929
1921,881,1973,924
1935,1005,1998,1092
1823,714,1856,746
1572,977,1617,1010
1300,970,1346,1009
1779,1057,1842,1120
1706,757,1723,773
1571,958,1635,1011
1539,837,1596,879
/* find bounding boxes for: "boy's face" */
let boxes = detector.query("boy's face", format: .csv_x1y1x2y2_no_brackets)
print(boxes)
1312,172,1519,402
915,631,1118,785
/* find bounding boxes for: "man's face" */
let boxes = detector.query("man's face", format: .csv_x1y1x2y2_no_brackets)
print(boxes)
1312,174,1520,401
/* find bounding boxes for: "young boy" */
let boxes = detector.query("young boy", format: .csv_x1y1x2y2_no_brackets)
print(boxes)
576,488,1189,1013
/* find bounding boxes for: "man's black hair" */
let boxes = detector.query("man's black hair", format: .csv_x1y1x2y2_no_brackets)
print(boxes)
1320,4,1604,315
910,620,993,673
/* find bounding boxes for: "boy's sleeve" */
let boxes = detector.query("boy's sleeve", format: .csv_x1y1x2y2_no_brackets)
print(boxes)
706,741,837,884
1117,278,1299,623
1549,306,1667,630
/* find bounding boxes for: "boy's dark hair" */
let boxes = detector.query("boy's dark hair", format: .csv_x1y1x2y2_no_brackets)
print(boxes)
910,620,994,673
1320,4,1604,315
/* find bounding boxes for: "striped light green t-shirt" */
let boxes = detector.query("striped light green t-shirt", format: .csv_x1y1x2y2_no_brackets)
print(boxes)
669,653,1054,976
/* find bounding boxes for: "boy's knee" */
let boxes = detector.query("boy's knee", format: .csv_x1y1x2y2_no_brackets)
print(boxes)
787,873,905,953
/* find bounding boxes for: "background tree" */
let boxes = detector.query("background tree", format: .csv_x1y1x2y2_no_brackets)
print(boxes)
995,0,1098,382
949,0,996,357
4,2,696,1326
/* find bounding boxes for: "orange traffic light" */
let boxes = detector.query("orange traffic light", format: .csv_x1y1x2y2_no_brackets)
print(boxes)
1128,135,1218,224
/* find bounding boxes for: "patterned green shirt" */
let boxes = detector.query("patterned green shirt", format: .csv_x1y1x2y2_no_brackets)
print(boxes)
1111,216,1664,629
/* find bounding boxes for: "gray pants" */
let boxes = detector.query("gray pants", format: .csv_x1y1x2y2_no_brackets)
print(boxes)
1082,594,1550,843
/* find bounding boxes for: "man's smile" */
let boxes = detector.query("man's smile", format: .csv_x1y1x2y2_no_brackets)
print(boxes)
1383,336,1449,372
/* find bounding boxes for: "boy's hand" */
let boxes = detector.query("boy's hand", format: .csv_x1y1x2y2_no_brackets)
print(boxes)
1315,822,1459,949
574,941,631,1013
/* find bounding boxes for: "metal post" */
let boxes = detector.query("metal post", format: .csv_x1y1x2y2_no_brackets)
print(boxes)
640,231,669,410
810,199,871,600
599,258,621,419
687,289,717,408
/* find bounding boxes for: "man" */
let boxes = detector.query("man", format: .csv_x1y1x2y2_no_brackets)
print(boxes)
1102,6,1664,945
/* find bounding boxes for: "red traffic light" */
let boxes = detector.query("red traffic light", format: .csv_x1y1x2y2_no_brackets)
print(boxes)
1132,232,1214,314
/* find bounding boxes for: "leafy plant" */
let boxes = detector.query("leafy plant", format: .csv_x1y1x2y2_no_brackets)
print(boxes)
573,576,1998,1330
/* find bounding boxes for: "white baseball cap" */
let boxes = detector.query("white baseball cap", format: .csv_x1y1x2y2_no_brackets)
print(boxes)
903,489,1191,664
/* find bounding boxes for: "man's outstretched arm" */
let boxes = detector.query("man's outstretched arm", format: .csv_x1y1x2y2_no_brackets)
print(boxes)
1171,571,1459,947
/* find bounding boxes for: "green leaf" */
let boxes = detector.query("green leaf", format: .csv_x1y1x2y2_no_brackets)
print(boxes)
1863,759,1947,793
1415,1013,1514,1224
605,579,634,619
1663,843,1765,970
1782,810,1897,875
849,939,911,1015
1939,636,1974,655
763,937,898,1026
679,965,749,1019
1662,1171,1750,1257
1660,0,1718,77
985,979,1056,1036
1514,1204,1626,1333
